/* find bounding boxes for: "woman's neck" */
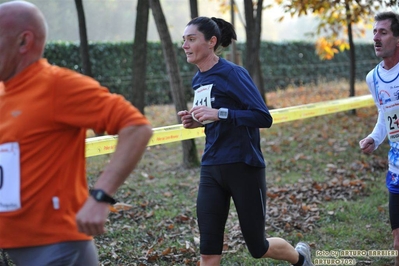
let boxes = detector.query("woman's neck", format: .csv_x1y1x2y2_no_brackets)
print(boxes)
197,55,219,72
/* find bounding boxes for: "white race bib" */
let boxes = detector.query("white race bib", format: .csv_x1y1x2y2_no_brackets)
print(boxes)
383,101,399,142
0,142,21,212
192,84,213,125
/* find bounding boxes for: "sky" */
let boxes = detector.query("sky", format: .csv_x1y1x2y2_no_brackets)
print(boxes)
0,0,379,43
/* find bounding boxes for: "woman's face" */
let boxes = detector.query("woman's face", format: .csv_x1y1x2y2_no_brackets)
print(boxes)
182,24,214,66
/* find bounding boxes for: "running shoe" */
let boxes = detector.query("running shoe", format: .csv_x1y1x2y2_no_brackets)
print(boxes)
295,242,314,266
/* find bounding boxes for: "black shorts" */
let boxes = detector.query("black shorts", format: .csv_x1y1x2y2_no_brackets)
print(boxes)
389,192,399,230
197,163,269,258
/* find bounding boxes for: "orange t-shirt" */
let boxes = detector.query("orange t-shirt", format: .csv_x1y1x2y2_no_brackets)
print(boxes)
0,59,150,248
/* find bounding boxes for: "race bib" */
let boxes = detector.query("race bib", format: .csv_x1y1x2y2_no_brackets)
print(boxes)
383,102,399,142
0,142,21,212
192,84,213,125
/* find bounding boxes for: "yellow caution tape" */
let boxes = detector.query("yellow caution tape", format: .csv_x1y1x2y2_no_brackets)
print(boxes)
271,94,374,123
85,95,375,157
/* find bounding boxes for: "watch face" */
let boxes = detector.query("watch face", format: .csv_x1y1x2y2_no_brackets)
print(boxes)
219,108,228,119
95,191,104,200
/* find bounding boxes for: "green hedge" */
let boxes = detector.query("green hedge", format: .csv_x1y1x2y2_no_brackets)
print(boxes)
253,42,379,89
43,41,379,105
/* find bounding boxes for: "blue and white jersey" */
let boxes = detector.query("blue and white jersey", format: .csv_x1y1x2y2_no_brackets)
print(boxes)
367,61,399,193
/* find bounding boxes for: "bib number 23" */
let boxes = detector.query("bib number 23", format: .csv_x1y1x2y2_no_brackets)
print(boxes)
387,113,399,142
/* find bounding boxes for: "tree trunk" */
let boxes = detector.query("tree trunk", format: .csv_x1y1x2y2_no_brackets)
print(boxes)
149,0,199,168
131,0,149,114
74,0,92,77
243,0,266,103
189,0,198,19
346,2,356,115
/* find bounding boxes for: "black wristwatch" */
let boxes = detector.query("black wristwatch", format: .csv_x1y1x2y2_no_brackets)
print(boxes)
90,189,117,205
218,108,229,119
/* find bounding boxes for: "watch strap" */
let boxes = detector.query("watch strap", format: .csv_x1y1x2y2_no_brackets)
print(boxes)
89,189,117,205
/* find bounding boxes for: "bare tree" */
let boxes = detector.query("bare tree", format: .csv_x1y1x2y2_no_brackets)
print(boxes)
74,0,92,77
131,0,150,114
149,0,199,168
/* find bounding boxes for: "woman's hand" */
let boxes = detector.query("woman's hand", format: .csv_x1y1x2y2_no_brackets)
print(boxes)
177,110,203,128
190,106,219,124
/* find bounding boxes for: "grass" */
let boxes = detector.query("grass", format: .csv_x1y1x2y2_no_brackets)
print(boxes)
87,80,394,265
90,81,396,265
4,80,396,266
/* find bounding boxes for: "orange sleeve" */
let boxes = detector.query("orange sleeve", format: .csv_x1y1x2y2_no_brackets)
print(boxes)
52,68,150,135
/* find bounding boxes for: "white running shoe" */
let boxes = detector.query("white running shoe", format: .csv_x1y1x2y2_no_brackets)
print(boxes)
295,242,314,266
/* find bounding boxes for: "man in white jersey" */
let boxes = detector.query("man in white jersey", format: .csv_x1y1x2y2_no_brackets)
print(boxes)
359,11,399,266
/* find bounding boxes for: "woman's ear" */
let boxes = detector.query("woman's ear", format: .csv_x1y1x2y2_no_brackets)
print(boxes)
209,36,217,49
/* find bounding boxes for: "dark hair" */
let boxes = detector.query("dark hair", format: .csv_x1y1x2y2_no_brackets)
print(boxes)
375,11,399,37
187,16,237,51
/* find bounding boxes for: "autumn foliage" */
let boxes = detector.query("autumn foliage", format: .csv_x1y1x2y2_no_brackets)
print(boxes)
275,0,397,59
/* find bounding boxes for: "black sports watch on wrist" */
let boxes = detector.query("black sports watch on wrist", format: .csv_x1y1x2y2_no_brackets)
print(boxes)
218,108,229,119
89,189,117,205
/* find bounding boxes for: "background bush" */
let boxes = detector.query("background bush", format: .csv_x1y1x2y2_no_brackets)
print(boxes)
44,41,379,105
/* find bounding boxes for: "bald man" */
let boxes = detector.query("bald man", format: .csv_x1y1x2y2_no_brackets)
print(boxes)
0,1,47,82
0,1,152,265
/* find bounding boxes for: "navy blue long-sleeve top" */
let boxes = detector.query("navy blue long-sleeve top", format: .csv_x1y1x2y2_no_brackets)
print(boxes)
192,57,273,167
